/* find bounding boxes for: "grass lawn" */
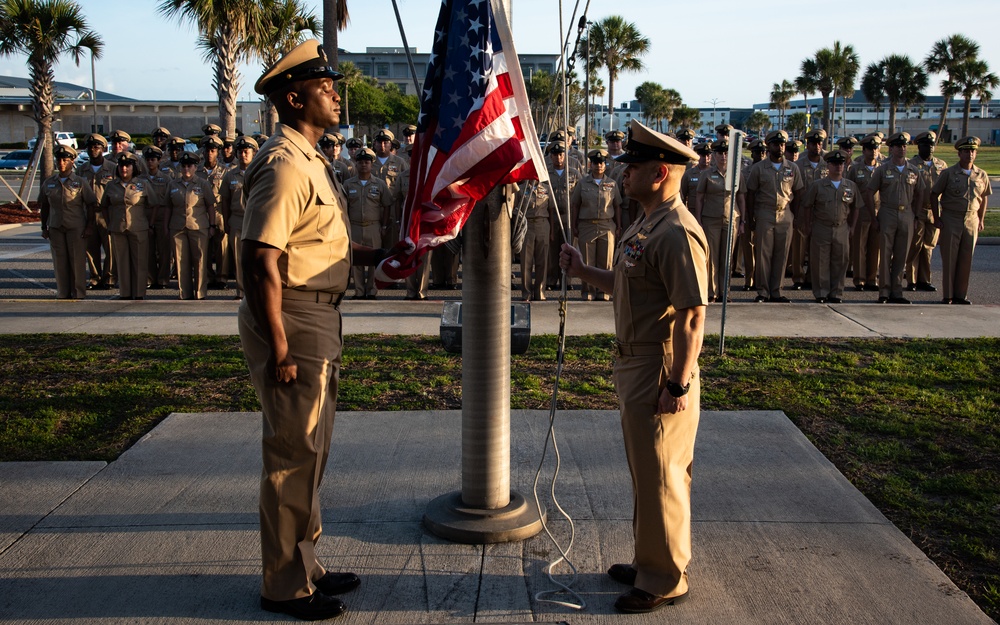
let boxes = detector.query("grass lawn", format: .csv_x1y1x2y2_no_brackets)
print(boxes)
0,334,997,620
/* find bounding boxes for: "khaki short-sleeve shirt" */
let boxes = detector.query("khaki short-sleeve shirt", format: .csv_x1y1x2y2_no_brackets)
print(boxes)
746,158,803,211
612,194,709,344
795,154,828,189
547,167,579,211
804,179,859,227
571,175,621,220
101,177,159,233
220,167,248,227
518,182,555,220
242,124,352,294
931,163,992,214
166,177,216,232
695,166,743,220
868,161,925,212
344,176,393,224
846,162,880,215
75,159,118,204
40,173,97,230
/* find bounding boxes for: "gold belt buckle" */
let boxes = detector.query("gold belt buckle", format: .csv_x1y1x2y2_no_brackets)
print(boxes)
898,205,906,212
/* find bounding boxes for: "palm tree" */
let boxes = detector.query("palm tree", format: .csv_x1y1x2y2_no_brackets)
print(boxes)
337,61,364,129
954,59,999,137
580,15,650,131
671,105,700,132
796,59,819,132
745,111,771,136
322,0,348,68
881,54,928,133
786,112,808,139
924,35,980,145
252,0,319,134
769,80,795,129
809,42,859,137
860,61,886,131
831,43,861,139
0,0,103,180
158,0,270,140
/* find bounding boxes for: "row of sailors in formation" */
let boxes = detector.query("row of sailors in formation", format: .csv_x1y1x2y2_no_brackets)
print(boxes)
516,123,991,307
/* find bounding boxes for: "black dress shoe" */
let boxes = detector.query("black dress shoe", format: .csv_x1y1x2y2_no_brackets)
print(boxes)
828,297,843,304
430,283,446,290
754,295,767,303
815,297,827,303
864,284,880,292
905,284,917,292
878,296,889,303
769,295,791,303
314,571,360,596
941,298,952,304
916,282,937,292
148,283,164,290
731,271,745,278
614,588,689,613
261,592,346,621
846,269,854,278
607,563,637,586
791,282,804,290
953,297,972,305
888,296,911,304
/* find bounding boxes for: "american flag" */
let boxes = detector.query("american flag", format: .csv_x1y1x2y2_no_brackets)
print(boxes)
375,0,548,285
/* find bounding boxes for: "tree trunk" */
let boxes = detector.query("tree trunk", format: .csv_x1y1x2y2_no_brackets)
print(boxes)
962,97,972,137
324,0,340,69
888,104,897,134
821,91,831,132
607,72,615,131
935,95,950,145
28,60,56,180
214,29,241,140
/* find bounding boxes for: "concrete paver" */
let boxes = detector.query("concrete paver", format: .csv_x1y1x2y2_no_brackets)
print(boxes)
0,410,992,624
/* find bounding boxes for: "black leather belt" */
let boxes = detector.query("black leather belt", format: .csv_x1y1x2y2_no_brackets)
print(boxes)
282,289,345,307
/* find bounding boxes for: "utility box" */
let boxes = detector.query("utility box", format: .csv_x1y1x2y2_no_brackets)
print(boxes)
440,302,531,355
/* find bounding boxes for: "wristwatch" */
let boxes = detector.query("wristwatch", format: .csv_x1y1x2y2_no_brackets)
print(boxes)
665,379,690,398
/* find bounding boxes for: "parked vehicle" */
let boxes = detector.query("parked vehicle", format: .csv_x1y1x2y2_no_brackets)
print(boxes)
27,132,78,150
0,150,33,170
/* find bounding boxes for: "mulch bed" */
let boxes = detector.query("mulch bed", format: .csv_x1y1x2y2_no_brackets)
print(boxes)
0,202,40,224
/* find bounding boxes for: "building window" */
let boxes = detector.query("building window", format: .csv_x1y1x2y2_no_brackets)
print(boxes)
539,63,553,73
376,63,390,78
358,62,372,76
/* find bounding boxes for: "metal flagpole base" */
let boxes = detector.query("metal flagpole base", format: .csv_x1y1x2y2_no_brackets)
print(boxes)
423,491,546,544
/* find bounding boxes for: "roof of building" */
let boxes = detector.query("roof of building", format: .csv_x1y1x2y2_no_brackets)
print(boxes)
0,76,133,104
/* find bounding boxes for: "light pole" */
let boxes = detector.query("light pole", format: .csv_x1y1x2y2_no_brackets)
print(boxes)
90,51,98,133
706,98,724,136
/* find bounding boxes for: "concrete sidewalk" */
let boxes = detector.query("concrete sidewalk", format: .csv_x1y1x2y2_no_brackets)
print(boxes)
1,298,998,337
0,410,992,624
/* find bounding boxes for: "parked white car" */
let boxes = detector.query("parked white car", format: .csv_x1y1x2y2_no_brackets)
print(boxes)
27,132,78,150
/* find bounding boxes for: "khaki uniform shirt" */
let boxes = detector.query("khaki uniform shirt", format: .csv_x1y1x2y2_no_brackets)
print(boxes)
331,159,354,184
868,161,925,215
344,176,393,225
680,165,708,205
796,154,828,189
101,177,160,233
372,154,409,193
75,159,118,204
220,167,249,230
695,166,744,220
39,173,97,230
613,194,709,344
242,123,351,294
571,175,622,221
909,155,948,212
847,161,880,220
166,177,216,232
803,179,859,227
197,162,229,205
746,158,804,212
547,167,580,213
519,181,556,220
931,163,992,214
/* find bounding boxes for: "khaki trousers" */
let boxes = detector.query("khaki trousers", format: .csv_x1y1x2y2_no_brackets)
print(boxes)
49,225,89,299
734,229,754,289
86,221,114,286
938,210,979,300
405,253,431,299
790,229,810,284
111,229,149,299
877,209,914,298
810,222,849,299
578,220,614,300
614,352,699,599
350,223,381,298
701,215,737,300
521,219,550,300
753,208,794,299
230,227,244,296
173,228,209,300
905,212,938,286
208,213,229,283
850,218,880,288
149,223,173,287
238,299,343,601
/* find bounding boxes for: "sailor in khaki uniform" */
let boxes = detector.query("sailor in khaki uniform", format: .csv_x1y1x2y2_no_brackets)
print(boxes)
570,149,622,300
693,138,745,302
371,129,409,247
39,146,97,299
865,131,925,303
108,130,149,176
745,130,804,302
906,131,947,292
545,141,579,290
560,119,706,614
77,133,118,290
516,176,556,301
801,151,859,303
675,128,696,154
837,136,858,162
141,146,173,290
101,153,159,300
167,152,217,300
319,133,353,183
163,137,187,178
198,135,231,289
343,148,393,299
792,129,828,290
239,41,380,621
679,142,711,206
784,139,803,163
733,139,766,292
846,134,883,292
219,136,258,299
930,136,991,305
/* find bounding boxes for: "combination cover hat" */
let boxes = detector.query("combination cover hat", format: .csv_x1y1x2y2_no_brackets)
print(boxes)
676,128,697,141
142,145,163,159
109,130,131,142
955,136,981,150
605,130,625,141
178,152,201,166
711,139,729,152
913,131,936,144
765,130,789,144
375,129,395,141
201,123,221,136
255,39,345,95
836,136,859,148
805,129,827,142
587,148,609,163
116,152,138,166
85,133,108,147
823,151,847,164
54,145,78,159
152,127,171,137
617,120,698,164
234,136,259,150
355,147,377,161
200,136,224,149
715,123,734,133
886,131,911,146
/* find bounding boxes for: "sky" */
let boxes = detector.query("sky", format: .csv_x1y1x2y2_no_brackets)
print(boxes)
2,0,999,111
